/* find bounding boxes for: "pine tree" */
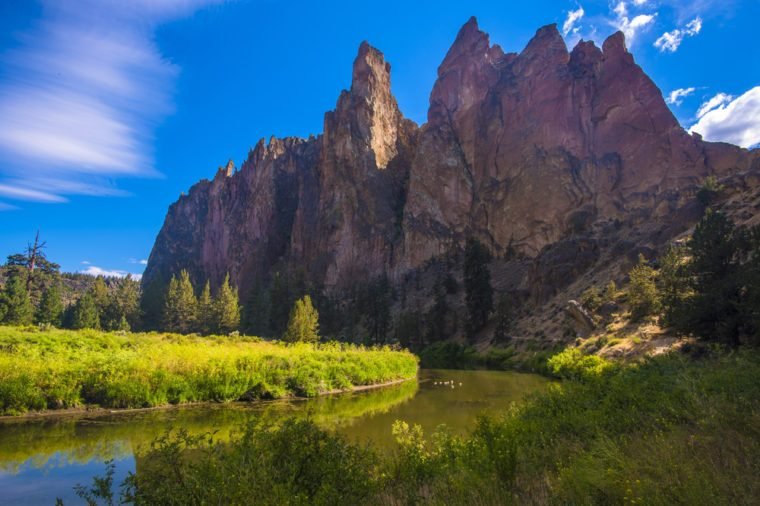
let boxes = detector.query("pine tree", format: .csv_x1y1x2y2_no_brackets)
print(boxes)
197,281,213,335
684,210,743,344
493,294,513,343
464,238,493,337
140,274,167,331
36,281,64,326
90,277,110,318
242,282,272,337
99,277,140,331
363,275,391,344
0,268,34,325
163,270,198,334
628,254,660,320
283,295,319,343
70,292,100,329
212,274,240,335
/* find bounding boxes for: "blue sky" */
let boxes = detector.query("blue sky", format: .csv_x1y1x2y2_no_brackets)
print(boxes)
1,0,758,278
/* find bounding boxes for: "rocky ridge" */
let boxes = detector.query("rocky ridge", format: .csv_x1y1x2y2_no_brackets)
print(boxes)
144,18,759,340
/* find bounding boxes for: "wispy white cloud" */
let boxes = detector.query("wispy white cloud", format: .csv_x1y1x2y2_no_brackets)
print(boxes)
654,17,702,52
612,2,656,44
665,87,696,105
139,259,148,265
81,261,91,265
0,202,18,211
696,92,734,118
0,183,67,203
128,258,149,265
563,7,585,36
689,87,760,148
0,0,225,204
80,265,142,280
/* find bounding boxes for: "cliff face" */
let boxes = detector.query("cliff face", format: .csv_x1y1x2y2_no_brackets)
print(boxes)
144,18,758,295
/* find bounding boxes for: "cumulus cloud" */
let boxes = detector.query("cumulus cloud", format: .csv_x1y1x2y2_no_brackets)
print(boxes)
563,7,585,36
654,17,702,52
665,87,696,105
80,265,142,280
612,2,656,44
0,0,225,204
689,87,760,148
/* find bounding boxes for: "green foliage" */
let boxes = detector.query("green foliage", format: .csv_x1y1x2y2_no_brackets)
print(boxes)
696,175,725,207
580,286,602,311
212,274,241,335
83,349,760,504
163,270,197,334
242,282,272,337
394,310,422,350
360,275,391,344
283,295,320,343
603,280,618,302
547,347,617,381
628,254,661,320
493,293,513,343
424,279,449,343
463,238,493,337
0,326,418,415
683,210,744,344
139,274,166,331
70,292,100,330
100,276,140,331
196,280,213,335
0,268,33,325
35,281,64,326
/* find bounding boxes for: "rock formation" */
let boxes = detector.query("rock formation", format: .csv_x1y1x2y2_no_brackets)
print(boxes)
144,17,758,307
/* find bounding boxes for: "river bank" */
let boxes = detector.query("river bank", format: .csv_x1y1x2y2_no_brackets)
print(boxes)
0,326,418,416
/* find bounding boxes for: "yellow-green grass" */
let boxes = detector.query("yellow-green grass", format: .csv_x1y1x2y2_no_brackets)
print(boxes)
0,326,418,415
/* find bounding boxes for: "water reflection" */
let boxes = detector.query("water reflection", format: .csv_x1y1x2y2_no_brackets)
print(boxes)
0,370,548,505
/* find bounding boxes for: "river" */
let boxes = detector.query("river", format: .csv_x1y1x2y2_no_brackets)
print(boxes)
0,369,548,505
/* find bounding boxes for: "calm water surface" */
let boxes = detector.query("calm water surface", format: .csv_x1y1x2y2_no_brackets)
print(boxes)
0,369,548,505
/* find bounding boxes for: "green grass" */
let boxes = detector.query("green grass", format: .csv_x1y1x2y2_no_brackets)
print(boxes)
0,326,418,415
80,347,760,505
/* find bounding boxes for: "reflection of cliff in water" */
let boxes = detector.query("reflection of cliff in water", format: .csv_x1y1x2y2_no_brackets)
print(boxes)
0,379,418,472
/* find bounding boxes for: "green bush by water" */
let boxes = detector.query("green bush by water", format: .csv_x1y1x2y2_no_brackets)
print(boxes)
76,348,760,504
0,326,418,415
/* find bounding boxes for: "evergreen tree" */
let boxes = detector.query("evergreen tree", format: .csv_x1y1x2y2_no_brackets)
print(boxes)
628,254,661,320
36,281,64,326
70,292,100,329
493,294,513,343
684,210,743,344
283,295,319,343
425,280,448,343
394,310,423,350
464,238,493,337
90,277,110,318
101,276,140,331
0,268,34,325
197,281,213,335
242,282,272,337
269,272,293,336
140,274,166,331
363,275,391,344
212,274,240,335
163,270,198,334
658,245,690,329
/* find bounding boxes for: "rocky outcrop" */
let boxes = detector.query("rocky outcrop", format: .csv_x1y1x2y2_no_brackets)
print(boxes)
144,18,758,299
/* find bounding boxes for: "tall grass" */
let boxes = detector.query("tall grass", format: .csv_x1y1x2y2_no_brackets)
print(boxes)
80,347,760,505
0,326,418,415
